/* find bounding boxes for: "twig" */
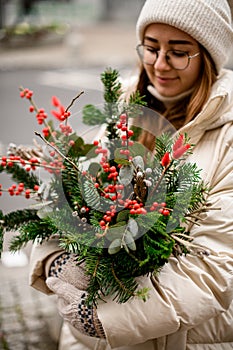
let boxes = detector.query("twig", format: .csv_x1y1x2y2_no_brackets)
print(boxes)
65,91,84,112
34,132,80,173
171,233,210,256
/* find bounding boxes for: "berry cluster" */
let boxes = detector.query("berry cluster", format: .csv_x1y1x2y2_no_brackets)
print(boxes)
1,155,40,171
124,199,147,215
99,205,117,230
20,88,73,140
116,114,134,157
150,201,170,216
0,183,39,199
20,88,33,99
59,123,73,136
36,108,48,125
90,120,172,232
1,152,62,177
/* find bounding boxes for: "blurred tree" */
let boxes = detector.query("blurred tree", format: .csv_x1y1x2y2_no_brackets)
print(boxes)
20,0,36,16
101,0,113,20
0,0,5,29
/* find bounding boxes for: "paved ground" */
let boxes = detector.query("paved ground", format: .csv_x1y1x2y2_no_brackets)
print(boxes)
0,262,62,350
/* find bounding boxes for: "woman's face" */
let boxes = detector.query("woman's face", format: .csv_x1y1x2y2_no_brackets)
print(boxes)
142,23,202,97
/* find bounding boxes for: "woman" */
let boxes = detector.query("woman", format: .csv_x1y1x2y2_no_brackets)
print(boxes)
30,0,233,349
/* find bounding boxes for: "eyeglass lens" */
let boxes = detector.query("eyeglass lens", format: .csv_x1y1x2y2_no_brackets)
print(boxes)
138,45,190,70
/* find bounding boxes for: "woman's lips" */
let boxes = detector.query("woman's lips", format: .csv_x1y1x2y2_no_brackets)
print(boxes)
156,76,178,84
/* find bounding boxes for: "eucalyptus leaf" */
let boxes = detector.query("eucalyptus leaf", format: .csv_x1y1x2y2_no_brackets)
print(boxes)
119,164,134,186
122,241,129,253
127,142,147,158
106,222,127,242
88,162,101,176
108,238,122,254
132,155,145,170
114,148,128,162
125,231,137,251
127,218,138,238
114,158,131,166
116,210,129,223
82,104,105,125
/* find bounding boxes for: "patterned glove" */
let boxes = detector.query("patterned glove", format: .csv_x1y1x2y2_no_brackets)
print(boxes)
46,252,90,291
46,277,105,338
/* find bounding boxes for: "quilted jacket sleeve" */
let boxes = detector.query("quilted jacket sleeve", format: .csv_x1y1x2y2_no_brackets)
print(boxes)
29,238,64,294
97,123,233,348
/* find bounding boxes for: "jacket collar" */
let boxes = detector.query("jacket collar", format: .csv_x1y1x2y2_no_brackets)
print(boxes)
178,69,233,144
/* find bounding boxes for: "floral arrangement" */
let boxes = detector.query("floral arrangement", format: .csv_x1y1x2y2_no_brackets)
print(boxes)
0,68,209,305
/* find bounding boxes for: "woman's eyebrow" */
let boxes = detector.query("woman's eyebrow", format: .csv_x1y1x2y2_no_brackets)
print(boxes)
144,36,194,46
169,40,194,45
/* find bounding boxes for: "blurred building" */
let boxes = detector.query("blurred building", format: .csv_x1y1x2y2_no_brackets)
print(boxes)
100,0,145,21
0,0,145,28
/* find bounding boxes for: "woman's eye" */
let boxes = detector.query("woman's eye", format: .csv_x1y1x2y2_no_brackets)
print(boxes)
171,50,187,57
145,46,158,54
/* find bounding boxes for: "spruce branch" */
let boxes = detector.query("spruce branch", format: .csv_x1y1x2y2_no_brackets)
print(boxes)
1,209,39,231
0,162,40,189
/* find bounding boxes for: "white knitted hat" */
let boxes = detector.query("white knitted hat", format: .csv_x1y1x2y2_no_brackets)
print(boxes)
136,0,233,73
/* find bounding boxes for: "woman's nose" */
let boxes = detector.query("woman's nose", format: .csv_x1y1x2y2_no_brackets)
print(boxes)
153,51,171,70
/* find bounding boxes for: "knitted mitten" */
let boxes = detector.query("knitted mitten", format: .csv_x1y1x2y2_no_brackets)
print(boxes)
46,252,90,291
46,277,105,338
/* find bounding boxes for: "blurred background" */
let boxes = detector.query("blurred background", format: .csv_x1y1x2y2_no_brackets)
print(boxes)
0,1,233,349
0,1,145,349
0,0,144,68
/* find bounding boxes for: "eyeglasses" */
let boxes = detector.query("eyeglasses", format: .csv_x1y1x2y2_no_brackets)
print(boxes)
136,44,200,70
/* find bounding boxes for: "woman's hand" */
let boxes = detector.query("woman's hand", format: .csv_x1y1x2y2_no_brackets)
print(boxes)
47,252,90,291
46,277,105,338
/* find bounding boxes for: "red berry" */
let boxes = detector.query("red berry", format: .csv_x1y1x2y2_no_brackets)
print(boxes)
127,130,134,137
162,209,170,216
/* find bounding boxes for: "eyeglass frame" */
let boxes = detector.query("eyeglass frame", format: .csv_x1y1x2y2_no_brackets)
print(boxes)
136,44,200,70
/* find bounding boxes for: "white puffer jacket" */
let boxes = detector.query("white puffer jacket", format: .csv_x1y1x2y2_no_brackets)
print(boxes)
29,69,233,350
